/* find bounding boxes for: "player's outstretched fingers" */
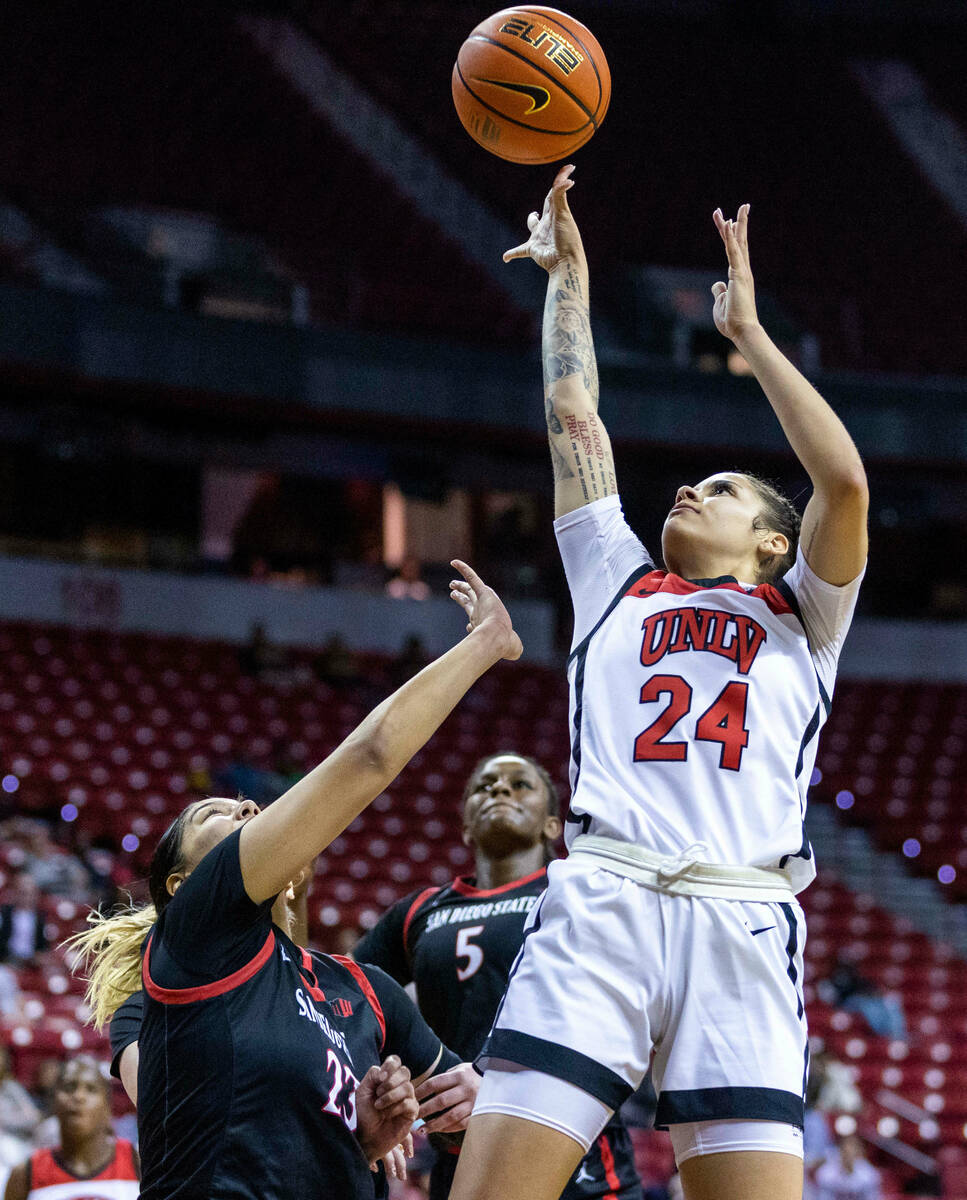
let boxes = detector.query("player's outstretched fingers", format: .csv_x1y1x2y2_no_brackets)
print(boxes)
553,163,575,187
551,163,575,207
449,580,475,630
736,202,750,249
450,559,487,593
502,212,541,261
713,207,729,244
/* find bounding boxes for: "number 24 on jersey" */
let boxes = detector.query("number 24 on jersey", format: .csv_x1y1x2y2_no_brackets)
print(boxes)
634,675,750,772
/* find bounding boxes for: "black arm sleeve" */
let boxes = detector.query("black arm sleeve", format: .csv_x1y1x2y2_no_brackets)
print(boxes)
358,963,460,1078
150,827,274,989
352,893,418,986
109,990,145,1078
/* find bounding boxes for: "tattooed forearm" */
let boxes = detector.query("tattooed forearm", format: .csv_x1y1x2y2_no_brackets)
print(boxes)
557,410,615,503
541,289,599,403
549,439,575,482
541,261,616,509
560,260,584,302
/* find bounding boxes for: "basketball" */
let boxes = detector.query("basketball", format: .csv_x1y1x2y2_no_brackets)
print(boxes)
451,7,610,164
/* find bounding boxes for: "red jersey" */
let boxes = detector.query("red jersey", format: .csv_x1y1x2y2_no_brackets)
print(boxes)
26,1140,139,1200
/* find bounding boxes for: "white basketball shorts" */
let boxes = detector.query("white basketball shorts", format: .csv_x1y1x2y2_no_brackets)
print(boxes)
477,855,808,1133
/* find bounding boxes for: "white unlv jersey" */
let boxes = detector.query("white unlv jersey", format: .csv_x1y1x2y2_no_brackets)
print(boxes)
557,496,864,893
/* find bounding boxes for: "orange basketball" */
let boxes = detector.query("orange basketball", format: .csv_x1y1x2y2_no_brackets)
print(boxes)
451,7,610,164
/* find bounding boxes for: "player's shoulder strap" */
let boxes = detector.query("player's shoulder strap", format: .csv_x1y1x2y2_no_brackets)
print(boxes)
331,955,386,1051
774,576,831,717
567,562,660,667
401,885,442,955
564,564,659,823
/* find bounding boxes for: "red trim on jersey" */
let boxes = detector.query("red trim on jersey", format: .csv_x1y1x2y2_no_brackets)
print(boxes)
597,1132,621,1198
142,930,275,1004
402,886,440,951
298,946,327,1002
333,955,385,1050
30,1139,138,1185
451,867,547,898
624,569,793,617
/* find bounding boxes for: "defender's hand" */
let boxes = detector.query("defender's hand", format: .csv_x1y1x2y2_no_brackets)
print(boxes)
415,1062,481,1134
711,204,761,343
503,164,585,273
449,561,522,662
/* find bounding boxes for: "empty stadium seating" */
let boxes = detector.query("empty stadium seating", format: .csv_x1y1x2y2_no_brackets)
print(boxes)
0,9,531,347
814,680,967,898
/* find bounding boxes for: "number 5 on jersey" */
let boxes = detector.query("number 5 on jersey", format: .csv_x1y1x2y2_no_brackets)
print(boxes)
455,924,485,981
633,675,750,771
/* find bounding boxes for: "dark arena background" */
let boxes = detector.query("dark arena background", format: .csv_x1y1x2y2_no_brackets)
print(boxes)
0,1,965,1196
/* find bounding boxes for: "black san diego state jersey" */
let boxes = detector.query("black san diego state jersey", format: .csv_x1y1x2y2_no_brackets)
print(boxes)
355,870,642,1200
119,828,455,1200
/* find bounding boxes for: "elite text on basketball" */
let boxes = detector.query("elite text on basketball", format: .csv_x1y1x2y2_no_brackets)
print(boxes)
497,18,584,75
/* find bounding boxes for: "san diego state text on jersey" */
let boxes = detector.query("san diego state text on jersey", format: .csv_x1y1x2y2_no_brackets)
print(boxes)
356,871,547,1060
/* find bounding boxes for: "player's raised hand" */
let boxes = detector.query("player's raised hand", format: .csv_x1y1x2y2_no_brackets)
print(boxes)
711,204,761,343
414,1062,481,1133
503,163,586,273
449,560,523,661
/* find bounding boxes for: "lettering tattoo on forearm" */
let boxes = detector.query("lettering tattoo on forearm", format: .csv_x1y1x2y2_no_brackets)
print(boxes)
560,410,615,503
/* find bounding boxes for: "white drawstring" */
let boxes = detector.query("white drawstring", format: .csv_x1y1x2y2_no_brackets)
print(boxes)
656,842,710,883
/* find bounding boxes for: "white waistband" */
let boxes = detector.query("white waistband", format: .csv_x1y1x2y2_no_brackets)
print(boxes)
568,834,796,901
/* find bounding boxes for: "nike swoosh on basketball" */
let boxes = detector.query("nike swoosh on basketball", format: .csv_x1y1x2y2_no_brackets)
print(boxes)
749,926,775,936
475,78,550,115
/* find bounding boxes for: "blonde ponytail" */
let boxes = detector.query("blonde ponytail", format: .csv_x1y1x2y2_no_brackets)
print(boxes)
66,904,157,1030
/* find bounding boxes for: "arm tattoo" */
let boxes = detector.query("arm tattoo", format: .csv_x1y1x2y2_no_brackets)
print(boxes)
559,410,614,503
549,439,575,482
542,264,614,504
541,289,599,404
561,261,584,302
